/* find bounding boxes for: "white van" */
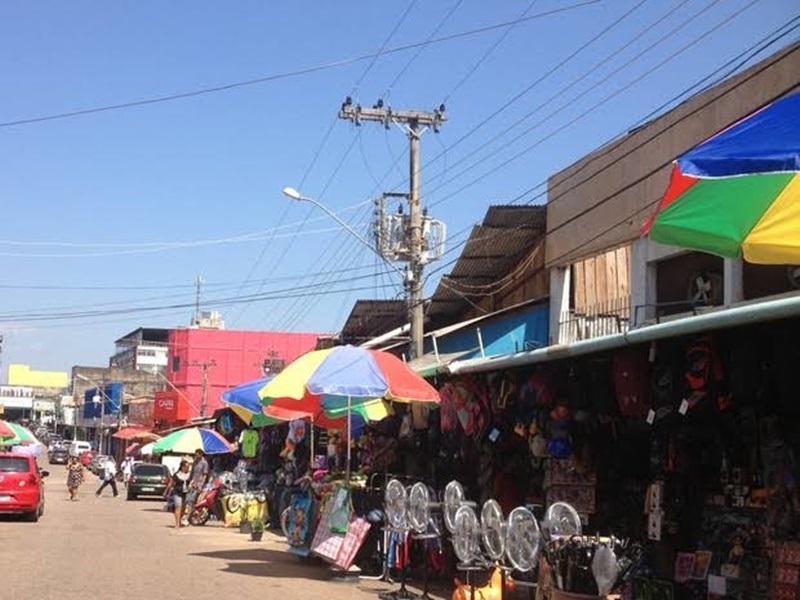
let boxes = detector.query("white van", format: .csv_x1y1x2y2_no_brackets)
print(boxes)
69,441,92,457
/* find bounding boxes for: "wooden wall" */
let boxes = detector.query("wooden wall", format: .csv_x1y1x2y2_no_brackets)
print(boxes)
572,245,631,312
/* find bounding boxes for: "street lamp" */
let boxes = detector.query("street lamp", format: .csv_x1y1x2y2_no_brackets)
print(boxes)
282,187,407,279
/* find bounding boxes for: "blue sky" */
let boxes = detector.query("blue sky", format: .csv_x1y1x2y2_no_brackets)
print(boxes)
0,0,796,375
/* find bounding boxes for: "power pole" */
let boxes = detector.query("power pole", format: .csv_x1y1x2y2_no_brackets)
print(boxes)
189,359,216,418
339,98,447,360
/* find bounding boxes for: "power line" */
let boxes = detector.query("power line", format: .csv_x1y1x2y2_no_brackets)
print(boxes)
390,0,650,197
228,0,416,327
441,0,541,105
424,0,764,213
423,31,799,289
382,0,464,95
0,281,400,325
425,0,722,208
0,1,600,129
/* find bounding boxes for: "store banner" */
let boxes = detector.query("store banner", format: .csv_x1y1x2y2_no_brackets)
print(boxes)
153,391,191,422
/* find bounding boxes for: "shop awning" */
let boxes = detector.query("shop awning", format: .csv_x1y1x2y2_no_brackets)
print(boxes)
111,427,157,440
448,293,800,375
408,297,549,376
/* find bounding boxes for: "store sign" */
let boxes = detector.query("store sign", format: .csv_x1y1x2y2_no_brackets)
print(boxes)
33,400,55,412
0,386,34,409
153,391,190,422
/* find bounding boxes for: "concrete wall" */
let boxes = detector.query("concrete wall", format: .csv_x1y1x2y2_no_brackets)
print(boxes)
70,366,164,406
546,43,800,268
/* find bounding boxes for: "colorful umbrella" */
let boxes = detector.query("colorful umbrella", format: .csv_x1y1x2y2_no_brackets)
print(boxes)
222,376,274,424
643,93,800,263
0,420,15,439
151,427,232,455
259,345,439,478
0,421,40,446
259,345,440,411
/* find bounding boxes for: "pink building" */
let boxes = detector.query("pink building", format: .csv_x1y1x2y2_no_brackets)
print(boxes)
166,329,322,419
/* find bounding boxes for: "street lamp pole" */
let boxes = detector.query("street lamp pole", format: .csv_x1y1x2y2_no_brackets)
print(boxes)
282,187,407,280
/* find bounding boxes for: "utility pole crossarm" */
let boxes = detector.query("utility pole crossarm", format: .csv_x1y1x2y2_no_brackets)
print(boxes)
339,100,447,132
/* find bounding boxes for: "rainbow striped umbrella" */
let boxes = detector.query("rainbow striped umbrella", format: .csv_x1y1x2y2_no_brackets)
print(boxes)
644,93,800,263
152,427,232,455
0,420,14,439
0,421,39,446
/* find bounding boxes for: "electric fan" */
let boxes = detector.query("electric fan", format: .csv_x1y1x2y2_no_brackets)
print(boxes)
452,504,482,565
504,506,542,572
544,501,581,538
408,482,439,534
384,478,409,530
480,499,506,561
444,480,473,534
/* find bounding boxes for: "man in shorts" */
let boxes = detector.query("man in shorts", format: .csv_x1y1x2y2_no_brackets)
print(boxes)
185,449,209,523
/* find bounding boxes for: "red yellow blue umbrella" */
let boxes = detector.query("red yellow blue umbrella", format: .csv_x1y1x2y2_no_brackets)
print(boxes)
259,345,438,479
643,93,800,263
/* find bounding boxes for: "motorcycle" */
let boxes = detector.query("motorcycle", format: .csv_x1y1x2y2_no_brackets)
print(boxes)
188,478,229,526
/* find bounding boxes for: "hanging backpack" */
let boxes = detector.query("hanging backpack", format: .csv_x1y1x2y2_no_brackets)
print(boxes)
683,335,730,411
613,350,650,417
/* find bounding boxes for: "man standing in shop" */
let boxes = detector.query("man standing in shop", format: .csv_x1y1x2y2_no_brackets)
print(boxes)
185,449,209,523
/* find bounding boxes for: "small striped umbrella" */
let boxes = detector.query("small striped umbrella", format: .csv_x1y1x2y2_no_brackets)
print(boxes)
0,420,14,439
152,427,232,455
0,421,40,446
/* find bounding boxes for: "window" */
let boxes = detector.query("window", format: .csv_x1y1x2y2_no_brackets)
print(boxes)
133,464,168,477
172,356,181,372
0,457,30,473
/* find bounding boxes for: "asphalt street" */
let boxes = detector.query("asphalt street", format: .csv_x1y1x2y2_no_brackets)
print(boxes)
0,463,447,600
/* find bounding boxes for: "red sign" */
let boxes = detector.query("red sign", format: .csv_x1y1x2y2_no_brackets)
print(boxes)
153,391,189,423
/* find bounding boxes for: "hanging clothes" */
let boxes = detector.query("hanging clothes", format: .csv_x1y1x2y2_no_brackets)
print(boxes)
239,429,259,459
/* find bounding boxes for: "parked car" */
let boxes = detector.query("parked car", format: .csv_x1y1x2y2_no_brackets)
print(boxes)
69,441,92,457
89,455,114,476
0,453,48,522
127,463,171,501
48,447,69,465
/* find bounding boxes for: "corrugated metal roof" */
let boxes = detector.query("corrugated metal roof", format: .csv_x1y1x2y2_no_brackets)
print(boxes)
428,205,546,320
340,299,407,343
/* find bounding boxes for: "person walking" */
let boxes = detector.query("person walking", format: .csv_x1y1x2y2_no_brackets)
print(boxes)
121,456,134,488
165,459,192,528
185,449,209,520
66,456,85,501
95,458,119,498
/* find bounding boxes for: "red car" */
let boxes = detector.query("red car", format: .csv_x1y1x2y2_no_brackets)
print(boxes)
0,453,48,522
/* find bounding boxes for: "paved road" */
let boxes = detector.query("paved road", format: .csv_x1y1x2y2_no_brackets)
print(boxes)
0,464,447,600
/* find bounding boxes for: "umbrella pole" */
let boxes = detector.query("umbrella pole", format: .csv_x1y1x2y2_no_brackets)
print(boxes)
346,395,351,483
310,415,315,473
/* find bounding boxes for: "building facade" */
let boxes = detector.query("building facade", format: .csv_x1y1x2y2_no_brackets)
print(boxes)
109,328,170,374
163,328,323,420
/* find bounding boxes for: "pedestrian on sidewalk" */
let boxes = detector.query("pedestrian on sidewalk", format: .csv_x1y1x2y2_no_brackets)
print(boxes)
95,458,119,497
66,456,85,501
121,456,134,488
186,449,209,518
165,458,192,528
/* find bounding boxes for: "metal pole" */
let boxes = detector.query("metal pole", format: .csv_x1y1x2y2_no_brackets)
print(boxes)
409,123,424,361
346,395,352,483
200,363,208,418
99,390,105,454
